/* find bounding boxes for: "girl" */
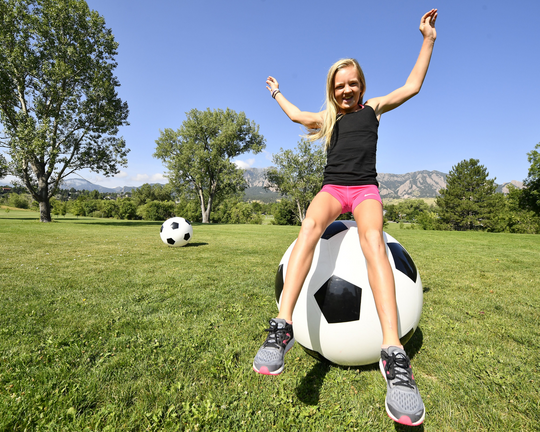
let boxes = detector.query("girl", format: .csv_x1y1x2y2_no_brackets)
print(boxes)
253,9,437,427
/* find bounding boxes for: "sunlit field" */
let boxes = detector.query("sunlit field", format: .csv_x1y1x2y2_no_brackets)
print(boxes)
1,209,538,431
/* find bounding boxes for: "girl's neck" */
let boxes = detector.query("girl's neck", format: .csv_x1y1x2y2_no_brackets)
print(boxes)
338,103,364,115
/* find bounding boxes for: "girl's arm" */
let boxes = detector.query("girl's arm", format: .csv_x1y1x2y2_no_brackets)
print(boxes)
266,76,324,129
367,9,438,119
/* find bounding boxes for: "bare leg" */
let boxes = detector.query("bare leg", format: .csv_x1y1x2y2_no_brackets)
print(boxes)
277,192,342,322
353,199,401,347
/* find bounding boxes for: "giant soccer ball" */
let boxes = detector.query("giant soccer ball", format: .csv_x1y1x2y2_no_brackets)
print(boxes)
275,221,423,366
160,217,193,247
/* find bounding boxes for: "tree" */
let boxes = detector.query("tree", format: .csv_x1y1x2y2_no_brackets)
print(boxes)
0,0,129,222
132,183,173,207
436,159,502,231
154,108,265,223
521,142,540,216
265,139,326,223
503,184,540,234
272,199,299,226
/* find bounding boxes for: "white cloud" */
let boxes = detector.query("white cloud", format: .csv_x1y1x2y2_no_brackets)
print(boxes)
262,150,273,161
115,171,128,179
0,175,19,185
234,158,255,169
132,173,166,184
133,174,150,182
149,173,166,183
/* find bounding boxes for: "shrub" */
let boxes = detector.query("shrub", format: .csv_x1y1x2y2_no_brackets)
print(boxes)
8,192,30,209
137,200,176,221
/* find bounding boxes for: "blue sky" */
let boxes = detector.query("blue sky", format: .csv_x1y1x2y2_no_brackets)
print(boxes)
4,0,540,188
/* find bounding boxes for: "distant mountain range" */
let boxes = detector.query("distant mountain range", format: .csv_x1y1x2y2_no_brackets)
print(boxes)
242,168,522,201
4,169,522,201
59,178,136,194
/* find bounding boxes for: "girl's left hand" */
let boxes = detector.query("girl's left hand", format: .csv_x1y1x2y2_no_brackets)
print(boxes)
419,9,437,41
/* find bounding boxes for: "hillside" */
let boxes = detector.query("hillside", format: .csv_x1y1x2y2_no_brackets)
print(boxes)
48,169,523,202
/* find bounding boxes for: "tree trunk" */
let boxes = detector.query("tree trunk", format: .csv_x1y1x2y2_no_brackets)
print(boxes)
39,200,52,222
296,199,306,223
36,175,52,222
201,206,210,223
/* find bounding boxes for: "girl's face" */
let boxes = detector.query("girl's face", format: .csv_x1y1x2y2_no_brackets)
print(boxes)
334,66,362,113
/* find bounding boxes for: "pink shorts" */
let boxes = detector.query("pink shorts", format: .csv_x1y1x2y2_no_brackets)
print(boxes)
320,184,382,214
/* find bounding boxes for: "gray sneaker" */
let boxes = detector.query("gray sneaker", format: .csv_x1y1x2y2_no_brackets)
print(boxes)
253,318,295,375
380,346,425,426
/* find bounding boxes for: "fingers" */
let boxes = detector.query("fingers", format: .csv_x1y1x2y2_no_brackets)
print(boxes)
266,76,279,92
419,8,437,39
421,9,437,26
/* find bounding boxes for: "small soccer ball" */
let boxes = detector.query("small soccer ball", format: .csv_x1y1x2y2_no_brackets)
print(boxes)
160,217,193,247
275,221,423,366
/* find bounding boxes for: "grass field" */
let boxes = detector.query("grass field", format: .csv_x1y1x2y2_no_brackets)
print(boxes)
1,209,539,431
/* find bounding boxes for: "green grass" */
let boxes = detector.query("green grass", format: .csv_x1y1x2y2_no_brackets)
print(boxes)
0,210,539,431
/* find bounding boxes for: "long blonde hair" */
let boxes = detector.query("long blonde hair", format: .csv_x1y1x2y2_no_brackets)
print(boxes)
308,58,366,151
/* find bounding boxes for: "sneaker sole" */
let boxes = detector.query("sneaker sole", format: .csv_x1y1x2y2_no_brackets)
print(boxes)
379,358,425,426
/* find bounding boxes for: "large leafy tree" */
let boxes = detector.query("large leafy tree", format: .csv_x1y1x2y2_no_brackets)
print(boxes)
0,0,129,222
436,158,503,231
521,142,540,215
154,108,265,224
265,139,326,223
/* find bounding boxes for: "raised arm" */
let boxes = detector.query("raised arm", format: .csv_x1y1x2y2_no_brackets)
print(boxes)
367,9,438,118
266,76,324,129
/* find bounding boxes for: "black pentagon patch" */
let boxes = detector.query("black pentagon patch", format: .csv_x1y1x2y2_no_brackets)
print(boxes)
275,264,284,303
160,225,164,232
183,233,191,241
387,243,417,283
166,238,175,245
314,276,362,323
186,220,192,225
171,222,179,230
321,221,349,240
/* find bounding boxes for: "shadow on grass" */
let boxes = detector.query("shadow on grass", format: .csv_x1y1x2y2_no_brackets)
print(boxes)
394,422,424,431
404,326,424,361
295,327,424,406
174,242,208,248
295,361,331,405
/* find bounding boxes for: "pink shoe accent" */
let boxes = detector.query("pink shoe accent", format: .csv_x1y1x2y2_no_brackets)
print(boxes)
257,366,271,375
396,416,413,426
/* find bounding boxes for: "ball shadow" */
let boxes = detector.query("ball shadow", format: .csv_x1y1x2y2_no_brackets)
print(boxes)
295,361,331,405
295,326,424,406
182,242,208,247
404,326,424,361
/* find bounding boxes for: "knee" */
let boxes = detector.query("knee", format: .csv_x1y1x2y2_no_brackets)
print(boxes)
360,229,386,258
299,217,324,242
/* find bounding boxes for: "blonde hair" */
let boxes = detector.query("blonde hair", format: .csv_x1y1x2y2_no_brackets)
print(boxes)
308,58,366,151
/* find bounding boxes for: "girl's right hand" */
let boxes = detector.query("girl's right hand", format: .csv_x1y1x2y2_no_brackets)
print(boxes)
266,76,279,94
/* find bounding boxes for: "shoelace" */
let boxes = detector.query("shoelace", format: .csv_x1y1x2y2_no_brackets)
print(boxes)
263,322,285,348
385,353,415,389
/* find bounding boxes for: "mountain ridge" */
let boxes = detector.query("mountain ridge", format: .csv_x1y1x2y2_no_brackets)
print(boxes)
35,169,523,200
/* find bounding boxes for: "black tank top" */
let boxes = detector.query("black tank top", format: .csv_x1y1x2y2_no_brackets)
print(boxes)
322,105,379,186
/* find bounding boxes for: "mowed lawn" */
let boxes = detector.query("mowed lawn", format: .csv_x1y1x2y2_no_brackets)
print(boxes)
0,210,539,431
